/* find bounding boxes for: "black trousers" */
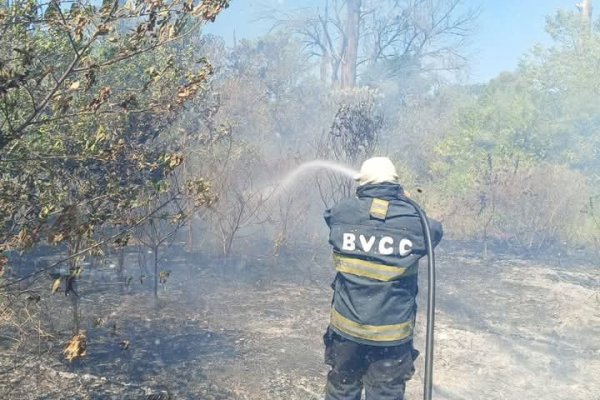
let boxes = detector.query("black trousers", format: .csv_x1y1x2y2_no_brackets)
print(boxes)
324,328,417,400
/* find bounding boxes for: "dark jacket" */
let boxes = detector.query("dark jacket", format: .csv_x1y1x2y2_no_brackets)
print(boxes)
324,183,443,346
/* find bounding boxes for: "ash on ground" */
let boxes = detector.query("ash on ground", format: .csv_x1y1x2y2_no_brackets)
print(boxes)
1,245,598,400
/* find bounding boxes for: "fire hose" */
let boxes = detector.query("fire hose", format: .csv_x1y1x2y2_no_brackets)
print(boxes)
404,196,436,400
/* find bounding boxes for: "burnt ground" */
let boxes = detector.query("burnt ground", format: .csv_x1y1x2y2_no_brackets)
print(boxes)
1,243,599,400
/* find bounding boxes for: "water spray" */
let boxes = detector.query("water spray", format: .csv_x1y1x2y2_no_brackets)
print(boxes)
262,160,358,200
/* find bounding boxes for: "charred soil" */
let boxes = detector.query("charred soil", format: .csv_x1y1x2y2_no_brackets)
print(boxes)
1,244,599,400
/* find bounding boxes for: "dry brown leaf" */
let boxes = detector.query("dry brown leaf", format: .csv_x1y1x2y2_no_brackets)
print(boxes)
64,332,87,362
159,270,171,284
51,278,61,294
96,24,109,35
48,230,65,245
0,255,6,276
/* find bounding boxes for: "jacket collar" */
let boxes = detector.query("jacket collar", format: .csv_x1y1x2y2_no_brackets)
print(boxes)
356,183,404,200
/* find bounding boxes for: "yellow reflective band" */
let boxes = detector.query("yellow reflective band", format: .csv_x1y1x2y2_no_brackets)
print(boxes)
370,198,389,220
333,254,417,281
330,308,413,342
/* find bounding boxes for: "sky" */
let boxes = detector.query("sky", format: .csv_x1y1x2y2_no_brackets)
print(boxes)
205,0,580,83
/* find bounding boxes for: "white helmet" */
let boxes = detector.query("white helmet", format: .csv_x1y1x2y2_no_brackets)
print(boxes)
354,157,399,186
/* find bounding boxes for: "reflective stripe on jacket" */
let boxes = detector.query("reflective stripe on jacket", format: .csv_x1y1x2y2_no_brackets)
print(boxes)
324,183,443,346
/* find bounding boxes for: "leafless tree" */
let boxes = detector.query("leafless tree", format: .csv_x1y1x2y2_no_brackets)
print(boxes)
208,147,272,258
266,0,478,86
134,195,187,300
133,168,214,300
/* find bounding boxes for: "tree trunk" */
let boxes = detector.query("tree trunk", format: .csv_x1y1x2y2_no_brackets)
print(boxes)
483,236,488,261
153,246,158,299
71,291,80,334
117,247,125,292
67,240,82,334
340,0,361,88
67,265,81,334
321,0,333,85
188,219,195,252
320,51,331,84
224,234,234,258
578,0,593,33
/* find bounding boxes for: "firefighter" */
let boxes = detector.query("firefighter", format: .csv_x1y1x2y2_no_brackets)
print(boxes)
323,157,443,400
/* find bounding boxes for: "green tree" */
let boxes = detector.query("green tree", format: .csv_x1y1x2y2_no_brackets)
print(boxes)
0,0,229,357
431,9,600,251
0,0,229,267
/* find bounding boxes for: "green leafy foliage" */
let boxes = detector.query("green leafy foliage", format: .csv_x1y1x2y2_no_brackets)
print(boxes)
431,10,600,249
0,0,229,261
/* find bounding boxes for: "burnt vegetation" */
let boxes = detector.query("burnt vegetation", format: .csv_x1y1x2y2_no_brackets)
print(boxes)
0,0,599,399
